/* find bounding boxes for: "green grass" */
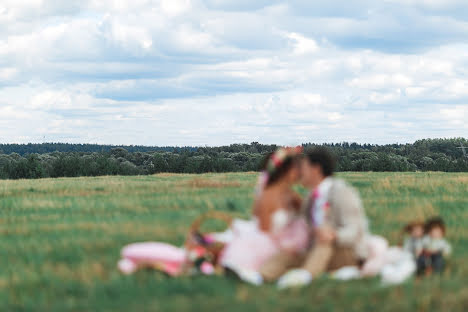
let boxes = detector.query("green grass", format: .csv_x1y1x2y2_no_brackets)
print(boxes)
1,172,468,311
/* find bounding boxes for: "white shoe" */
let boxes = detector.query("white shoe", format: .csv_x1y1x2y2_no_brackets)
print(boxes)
277,269,312,289
332,266,361,280
118,259,137,275
225,265,264,286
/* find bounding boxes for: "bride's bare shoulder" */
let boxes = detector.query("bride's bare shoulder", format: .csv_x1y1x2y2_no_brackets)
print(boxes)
256,188,277,207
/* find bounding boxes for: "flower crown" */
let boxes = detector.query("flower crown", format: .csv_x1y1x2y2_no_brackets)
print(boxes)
255,146,303,196
266,146,303,175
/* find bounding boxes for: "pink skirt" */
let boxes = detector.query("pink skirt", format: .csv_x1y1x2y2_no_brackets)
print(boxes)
220,218,309,271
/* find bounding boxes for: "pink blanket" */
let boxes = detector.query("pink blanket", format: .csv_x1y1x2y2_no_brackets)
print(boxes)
118,242,186,276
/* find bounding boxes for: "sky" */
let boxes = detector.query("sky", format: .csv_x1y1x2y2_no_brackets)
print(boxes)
0,0,467,146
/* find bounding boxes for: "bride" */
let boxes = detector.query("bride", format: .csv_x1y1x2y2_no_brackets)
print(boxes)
220,147,309,284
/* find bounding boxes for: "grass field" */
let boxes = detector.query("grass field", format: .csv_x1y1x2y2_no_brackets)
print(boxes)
2,172,468,311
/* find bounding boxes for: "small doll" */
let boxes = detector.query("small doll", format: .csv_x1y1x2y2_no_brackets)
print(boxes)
402,221,425,259
417,217,452,275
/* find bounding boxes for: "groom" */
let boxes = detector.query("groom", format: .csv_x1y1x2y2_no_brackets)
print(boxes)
260,147,369,288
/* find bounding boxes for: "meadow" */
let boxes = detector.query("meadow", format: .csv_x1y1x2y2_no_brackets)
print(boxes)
1,172,468,311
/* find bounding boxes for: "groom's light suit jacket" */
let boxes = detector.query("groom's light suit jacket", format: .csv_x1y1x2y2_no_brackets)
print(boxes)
303,177,369,260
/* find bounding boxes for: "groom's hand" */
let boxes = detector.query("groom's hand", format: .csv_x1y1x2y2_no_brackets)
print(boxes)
315,226,336,244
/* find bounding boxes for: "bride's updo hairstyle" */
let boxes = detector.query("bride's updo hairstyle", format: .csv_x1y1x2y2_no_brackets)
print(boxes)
260,146,303,188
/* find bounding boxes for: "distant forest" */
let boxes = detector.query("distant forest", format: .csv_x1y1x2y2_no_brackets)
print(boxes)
0,138,467,179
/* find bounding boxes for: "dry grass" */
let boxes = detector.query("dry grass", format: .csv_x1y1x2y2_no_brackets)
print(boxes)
186,178,242,188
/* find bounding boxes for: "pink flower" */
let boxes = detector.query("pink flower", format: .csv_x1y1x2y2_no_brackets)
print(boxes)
200,262,215,275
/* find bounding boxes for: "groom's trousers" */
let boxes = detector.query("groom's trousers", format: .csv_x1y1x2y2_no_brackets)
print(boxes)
260,243,358,282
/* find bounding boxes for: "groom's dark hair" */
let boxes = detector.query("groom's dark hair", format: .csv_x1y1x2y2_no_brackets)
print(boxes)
305,147,336,177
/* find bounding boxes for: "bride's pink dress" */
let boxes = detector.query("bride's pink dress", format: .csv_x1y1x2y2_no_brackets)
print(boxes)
220,211,309,271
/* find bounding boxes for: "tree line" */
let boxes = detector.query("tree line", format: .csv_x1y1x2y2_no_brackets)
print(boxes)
0,143,193,155
0,138,467,179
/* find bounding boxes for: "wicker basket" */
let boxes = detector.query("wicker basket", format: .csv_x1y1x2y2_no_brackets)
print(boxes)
183,211,233,273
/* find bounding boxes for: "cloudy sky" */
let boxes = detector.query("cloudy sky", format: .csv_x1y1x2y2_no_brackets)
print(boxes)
0,0,467,146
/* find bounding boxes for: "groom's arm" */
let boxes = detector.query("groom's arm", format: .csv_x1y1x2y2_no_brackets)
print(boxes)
329,181,367,246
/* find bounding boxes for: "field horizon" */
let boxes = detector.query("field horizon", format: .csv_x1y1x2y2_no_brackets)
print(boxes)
2,172,468,311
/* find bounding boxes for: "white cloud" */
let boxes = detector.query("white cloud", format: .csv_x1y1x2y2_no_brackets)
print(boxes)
0,67,18,81
286,32,318,55
349,74,413,90
0,0,467,145
29,90,95,110
106,18,153,52
171,24,215,51
440,105,468,126
0,105,33,120
160,0,191,16
383,0,467,9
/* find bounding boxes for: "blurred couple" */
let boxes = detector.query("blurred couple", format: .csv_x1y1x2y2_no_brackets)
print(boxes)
220,147,369,288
